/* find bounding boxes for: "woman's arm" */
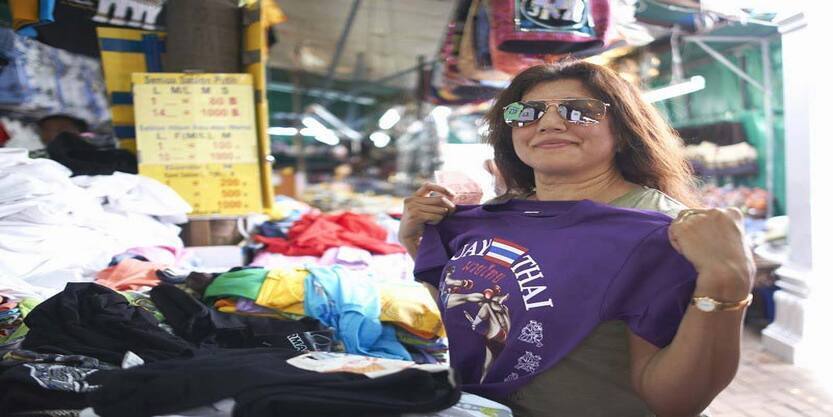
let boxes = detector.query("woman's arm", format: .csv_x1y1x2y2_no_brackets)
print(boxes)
630,208,755,416
629,269,747,416
403,239,421,260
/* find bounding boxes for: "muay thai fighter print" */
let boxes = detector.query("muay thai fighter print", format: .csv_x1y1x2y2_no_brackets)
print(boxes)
440,237,553,382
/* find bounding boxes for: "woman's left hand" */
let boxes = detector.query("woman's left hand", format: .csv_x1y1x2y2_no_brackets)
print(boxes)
668,208,756,301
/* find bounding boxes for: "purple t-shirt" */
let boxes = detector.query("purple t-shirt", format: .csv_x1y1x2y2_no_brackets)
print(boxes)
414,199,697,399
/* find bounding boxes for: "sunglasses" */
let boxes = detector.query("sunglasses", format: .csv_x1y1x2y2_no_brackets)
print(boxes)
502,98,610,127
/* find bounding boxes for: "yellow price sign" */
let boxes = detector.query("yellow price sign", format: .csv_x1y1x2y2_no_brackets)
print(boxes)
133,73,263,216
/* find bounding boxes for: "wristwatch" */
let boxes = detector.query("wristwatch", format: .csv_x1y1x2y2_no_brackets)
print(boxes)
691,293,753,312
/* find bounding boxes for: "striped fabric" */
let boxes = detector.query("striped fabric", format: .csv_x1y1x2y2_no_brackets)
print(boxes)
483,238,528,267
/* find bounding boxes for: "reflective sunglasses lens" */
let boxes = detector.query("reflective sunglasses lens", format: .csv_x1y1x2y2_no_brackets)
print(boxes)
504,101,544,127
575,99,607,118
558,99,606,124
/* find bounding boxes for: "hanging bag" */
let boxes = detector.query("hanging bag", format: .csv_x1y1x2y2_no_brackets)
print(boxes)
485,0,558,75
458,0,511,82
490,0,611,54
436,0,502,103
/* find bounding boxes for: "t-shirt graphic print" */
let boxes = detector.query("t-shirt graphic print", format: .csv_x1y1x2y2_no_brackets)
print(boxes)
414,199,697,399
441,236,557,383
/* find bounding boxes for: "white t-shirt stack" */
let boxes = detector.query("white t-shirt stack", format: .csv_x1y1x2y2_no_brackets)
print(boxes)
0,148,192,299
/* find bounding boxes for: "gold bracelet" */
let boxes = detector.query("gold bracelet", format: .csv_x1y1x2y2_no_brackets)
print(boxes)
690,293,753,312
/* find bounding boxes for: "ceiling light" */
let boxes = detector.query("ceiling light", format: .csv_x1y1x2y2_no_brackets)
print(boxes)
302,116,327,131
480,80,510,89
370,131,391,148
378,108,401,130
431,106,452,140
267,127,298,136
313,130,340,146
645,28,706,104
643,75,705,103
430,106,452,118
302,117,339,145
406,121,424,134
306,104,362,140
267,126,323,137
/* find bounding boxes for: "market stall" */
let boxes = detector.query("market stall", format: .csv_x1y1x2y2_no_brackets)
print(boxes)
0,1,475,416
0,1,824,416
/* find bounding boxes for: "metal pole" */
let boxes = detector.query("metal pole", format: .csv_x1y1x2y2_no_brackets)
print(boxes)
322,0,362,91
681,42,756,73
370,59,436,86
761,38,775,218
267,82,376,105
670,27,683,82
416,55,425,120
690,39,766,92
343,58,436,99
290,45,306,179
684,35,765,43
345,52,366,127
291,70,306,178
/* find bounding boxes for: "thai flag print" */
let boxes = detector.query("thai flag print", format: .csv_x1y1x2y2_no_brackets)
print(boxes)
483,238,528,267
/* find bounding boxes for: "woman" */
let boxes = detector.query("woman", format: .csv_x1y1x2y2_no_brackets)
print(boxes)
399,61,754,417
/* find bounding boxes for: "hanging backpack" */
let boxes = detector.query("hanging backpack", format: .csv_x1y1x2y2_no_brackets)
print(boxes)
435,0,502,103
483,0,559,75
457,0,511,82
490,0,611,54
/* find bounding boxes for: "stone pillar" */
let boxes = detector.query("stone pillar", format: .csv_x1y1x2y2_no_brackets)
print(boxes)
761,10,833,372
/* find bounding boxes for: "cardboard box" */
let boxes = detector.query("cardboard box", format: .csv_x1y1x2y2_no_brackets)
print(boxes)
181,218,243,247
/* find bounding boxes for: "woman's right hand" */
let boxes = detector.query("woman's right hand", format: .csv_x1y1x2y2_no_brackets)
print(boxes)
399,183,457,258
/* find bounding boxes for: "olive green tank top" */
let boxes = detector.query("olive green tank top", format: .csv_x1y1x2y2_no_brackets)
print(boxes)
494,187,686,417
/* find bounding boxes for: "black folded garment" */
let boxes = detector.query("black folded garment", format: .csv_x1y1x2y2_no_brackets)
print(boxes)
88,348,461,417
22,283,199,364
149,284,336,351
47,132,138,176
0,350,115,413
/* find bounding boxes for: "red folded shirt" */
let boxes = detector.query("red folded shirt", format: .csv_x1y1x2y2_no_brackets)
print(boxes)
256,212,405,256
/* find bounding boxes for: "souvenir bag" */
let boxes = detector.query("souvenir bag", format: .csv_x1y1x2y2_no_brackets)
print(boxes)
441,0,473,68
490,0,611,54
440,0,485,96
488,22,555,75
473,0,492,68
436,1,502,103
485,0,558,75
457,0,511,82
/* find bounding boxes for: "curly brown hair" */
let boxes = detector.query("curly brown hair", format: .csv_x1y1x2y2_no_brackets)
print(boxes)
484,61,700,207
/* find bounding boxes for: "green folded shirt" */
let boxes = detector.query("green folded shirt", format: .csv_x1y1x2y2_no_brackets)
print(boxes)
204,268,269,301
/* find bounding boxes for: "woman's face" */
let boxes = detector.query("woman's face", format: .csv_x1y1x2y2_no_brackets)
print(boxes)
511,79,618,179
